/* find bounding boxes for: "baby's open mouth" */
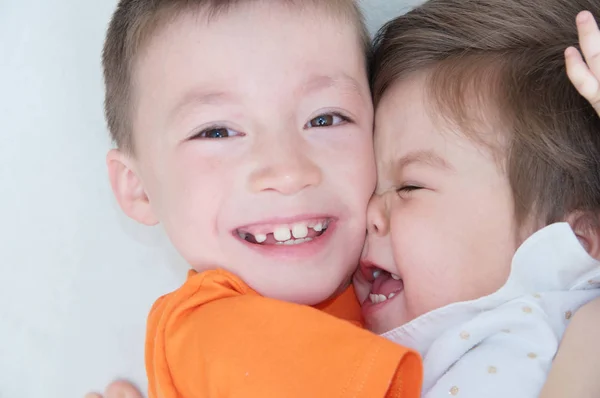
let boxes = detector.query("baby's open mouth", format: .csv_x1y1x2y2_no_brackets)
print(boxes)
367,268,404,305
236,218,331,246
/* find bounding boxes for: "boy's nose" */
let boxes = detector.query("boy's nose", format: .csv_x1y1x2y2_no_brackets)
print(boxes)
367,193,390,236
248,141,322,195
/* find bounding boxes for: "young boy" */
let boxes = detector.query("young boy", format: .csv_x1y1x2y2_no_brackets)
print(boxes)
97,0,422,397
354,0,600,396
91,2,600,398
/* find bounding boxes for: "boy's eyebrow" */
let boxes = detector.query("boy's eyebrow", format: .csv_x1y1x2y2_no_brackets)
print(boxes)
302,73,364,98
393,150,454,171
169,74,364,121
169,89,235,120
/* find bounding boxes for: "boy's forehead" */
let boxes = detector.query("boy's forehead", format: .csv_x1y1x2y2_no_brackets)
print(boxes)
136,2,364,65
132,5,369,119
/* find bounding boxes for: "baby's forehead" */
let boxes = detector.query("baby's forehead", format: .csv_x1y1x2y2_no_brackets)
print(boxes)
377,70,508,143
373,75,508,173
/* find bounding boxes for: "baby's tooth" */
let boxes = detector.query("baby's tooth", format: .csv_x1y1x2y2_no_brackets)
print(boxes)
255,234,267,243
391,273,401,280
273,227,292,242
388,292,396,299
238,231,248,240
292,224,309,239
313,222,323,232
370,293,389,304
372,270,382,279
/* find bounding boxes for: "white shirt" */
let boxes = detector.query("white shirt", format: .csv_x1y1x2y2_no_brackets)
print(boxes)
382,223,600,398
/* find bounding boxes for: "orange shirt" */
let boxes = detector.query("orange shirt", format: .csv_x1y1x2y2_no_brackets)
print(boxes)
146,269,422,398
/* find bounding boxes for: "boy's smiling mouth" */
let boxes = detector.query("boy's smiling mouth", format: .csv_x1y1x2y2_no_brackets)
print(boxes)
235,217,331,246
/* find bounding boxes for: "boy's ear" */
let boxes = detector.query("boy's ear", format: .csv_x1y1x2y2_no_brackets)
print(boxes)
106,149,159,226
567,211,600,260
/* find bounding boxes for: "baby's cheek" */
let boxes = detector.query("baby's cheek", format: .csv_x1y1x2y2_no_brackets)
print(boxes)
352,273,370,303
406,284,445,318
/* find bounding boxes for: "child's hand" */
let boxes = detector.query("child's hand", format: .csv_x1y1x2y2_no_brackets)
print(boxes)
84,380,143,398
566,11,600,114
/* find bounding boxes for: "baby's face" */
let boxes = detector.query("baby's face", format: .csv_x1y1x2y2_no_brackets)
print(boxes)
125,3,375,305
354,73,524,334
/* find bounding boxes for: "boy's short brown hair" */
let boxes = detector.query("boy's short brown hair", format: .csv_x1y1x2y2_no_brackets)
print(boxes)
102,0,370,154
371,0,600,227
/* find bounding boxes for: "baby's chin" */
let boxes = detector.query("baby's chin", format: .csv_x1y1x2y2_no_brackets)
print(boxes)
365,316,407,335
363,295,412,335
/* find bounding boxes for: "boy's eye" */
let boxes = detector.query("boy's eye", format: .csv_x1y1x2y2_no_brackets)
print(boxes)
192,126,242,139
305,113,349,129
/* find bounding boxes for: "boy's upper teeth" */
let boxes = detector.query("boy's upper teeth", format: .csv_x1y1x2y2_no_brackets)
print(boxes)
391,273,401,280
273,223,310,241
291,224,309,239
255,234,267,243
273,226,292,242
239,219,329,242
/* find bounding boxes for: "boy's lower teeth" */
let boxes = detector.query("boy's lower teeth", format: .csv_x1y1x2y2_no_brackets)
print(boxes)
275,237,313,245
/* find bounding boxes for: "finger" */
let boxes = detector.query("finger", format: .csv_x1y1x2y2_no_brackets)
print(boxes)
105,380,143,398
565,46,600,109
576,11,600,77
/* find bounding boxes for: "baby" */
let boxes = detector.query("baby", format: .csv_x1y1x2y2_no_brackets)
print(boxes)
354,0,600,396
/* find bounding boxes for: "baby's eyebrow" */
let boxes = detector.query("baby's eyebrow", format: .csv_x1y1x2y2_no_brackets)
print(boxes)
393,150,454,171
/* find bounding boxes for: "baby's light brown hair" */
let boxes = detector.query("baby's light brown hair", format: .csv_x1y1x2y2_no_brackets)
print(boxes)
102,0,370,154
371,0,600,228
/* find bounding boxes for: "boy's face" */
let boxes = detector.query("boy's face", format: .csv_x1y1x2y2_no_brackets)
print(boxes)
354,74,523,334
111,3,375,305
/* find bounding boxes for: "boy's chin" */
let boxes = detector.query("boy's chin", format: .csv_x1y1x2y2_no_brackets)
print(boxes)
251,275,349,306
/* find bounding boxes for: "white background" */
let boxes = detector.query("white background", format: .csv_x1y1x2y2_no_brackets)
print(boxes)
0,0,423,396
